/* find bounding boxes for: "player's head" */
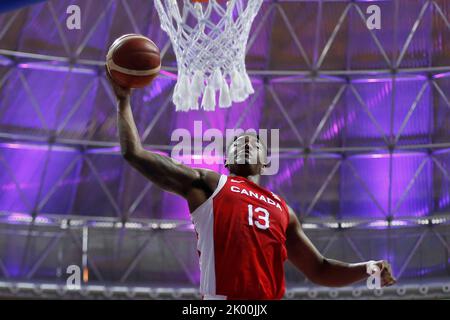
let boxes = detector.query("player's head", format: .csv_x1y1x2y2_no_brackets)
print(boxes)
225,132,268,177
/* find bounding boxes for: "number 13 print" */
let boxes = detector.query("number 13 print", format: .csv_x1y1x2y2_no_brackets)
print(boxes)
248,204,270,230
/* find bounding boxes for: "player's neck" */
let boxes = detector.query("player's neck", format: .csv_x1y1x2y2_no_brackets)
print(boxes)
230,173,260,185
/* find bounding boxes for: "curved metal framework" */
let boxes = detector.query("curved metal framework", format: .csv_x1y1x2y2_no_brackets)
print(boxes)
0,0,449,299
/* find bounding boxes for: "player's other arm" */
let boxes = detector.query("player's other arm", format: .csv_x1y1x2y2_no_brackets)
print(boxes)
285,207,396,288
109,72,219,202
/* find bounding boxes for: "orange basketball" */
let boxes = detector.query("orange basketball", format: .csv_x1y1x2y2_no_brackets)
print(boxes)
106,34,161,89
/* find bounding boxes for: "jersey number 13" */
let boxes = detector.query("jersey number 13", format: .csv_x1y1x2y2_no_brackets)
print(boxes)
247,204,270,230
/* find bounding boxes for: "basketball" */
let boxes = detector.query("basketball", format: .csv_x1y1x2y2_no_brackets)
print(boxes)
106,34,161,89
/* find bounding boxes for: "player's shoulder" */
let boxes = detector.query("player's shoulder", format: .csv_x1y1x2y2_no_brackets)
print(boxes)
194,168,222,179
266,188,288,207
270,192,294,221
194,168,222,190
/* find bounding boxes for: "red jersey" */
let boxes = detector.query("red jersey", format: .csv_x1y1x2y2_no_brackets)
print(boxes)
191,175,290,300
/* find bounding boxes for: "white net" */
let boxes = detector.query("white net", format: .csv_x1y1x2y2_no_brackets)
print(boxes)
155,0,263,112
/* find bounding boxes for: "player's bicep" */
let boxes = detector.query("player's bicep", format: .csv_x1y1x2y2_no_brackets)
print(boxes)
126,148,203,196
286,208,324,279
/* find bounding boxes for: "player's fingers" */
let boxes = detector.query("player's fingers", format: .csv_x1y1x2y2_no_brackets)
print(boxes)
380,261,394,277
381,276,394,287
386,277,396,286
376,260,388,272
384,261,393,271
105,64,114,83
383,272,395,281
382,272,396,287
381,268,393,279
383,264,395,280
104,64,132,95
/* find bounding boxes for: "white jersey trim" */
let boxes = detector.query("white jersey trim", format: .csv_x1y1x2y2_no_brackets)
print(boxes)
191,174,227,297
191,174,227,217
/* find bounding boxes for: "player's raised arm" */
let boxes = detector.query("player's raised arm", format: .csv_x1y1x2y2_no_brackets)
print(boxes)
108,72,219,205
285,207,396,288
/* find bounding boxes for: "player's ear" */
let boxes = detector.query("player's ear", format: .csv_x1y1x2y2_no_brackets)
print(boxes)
260,166,265,176
261,156,268,168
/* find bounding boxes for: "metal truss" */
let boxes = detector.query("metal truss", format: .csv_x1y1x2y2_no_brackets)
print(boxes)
1,139,450,227
0,0,449,151
1,0,450,80
0,219,199,288
1,60,450,227
0,2,449,212
1,280,450,300
0,220,449,297
1,0,450,292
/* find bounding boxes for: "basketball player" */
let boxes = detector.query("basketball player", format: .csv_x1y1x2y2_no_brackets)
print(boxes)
108,74,396,300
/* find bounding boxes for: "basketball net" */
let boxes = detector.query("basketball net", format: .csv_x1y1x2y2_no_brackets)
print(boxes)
154,0,263,112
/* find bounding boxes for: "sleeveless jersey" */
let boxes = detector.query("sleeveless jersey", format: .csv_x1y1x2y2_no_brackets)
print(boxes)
191,175,290,300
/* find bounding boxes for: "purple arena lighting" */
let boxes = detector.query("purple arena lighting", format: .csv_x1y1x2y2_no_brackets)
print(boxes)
0,0,449,299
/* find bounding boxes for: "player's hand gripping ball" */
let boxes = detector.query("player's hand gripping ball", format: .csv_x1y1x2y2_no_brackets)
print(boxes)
375,260,397,287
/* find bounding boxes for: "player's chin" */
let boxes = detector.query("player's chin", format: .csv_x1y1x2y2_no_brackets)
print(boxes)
231,163,261,176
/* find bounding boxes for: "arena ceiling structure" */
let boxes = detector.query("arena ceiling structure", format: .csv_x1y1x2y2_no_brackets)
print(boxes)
0,0,450,299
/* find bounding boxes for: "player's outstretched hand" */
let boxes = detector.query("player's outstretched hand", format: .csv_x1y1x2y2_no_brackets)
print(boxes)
105,65,131,101
375,260,396,287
